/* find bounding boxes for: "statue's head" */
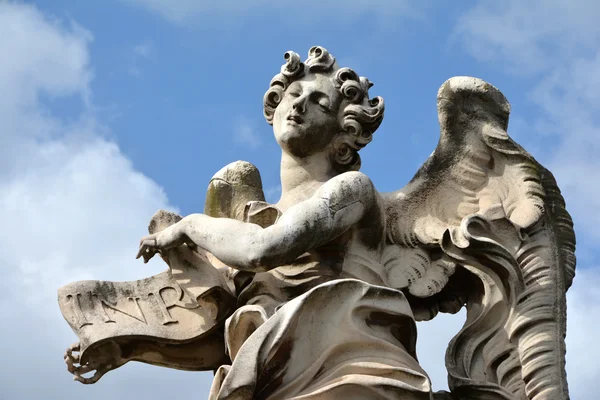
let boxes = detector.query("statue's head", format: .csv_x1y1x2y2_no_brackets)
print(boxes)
264,46,384,172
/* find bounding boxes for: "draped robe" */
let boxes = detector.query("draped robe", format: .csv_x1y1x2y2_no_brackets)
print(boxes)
208,203,433,399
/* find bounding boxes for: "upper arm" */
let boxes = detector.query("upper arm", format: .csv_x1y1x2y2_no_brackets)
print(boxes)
247,172,378,268
313,171,378,239
315,171,377,213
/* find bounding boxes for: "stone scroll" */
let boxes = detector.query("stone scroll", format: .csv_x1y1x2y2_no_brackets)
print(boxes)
58,210,236,371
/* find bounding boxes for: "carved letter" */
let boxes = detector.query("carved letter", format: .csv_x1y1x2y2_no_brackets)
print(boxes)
92,293,147,324
66,293,92,329
148,287,179,325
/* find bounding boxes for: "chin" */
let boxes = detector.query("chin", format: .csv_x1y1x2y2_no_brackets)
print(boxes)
276,131,316,158
276,124,303,144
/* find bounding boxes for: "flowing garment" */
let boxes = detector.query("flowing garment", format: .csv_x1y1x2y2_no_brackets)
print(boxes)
209,278,432,399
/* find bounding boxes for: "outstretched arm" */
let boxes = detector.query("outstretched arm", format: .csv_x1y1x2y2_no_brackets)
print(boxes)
137,172,376,272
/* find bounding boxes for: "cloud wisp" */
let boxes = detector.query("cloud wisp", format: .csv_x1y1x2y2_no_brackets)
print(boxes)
233,117,262,150
129,40,156,77
0,3,209,398
456,0,600,240
122,0,428,26
453,1,600,397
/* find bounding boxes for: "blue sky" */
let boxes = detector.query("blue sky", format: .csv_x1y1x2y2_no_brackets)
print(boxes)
0,1,598,398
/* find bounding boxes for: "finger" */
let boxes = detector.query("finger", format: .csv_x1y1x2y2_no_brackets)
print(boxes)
139,234,152,246
74,367,107,384
65,357,82,374
136,244,152,260
64,342,80,358
140,235,157,247
136,237,158,259
70,352,81,364
136,245,145,259
65,355,75,373
136,235,152,259
74,375,93,384
73,365,92,376
64,352,81,369
91,368,108,383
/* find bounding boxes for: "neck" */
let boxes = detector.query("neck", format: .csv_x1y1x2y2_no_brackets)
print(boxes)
276,150,337,209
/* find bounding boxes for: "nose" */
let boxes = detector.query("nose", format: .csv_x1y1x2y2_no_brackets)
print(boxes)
292,95,307,114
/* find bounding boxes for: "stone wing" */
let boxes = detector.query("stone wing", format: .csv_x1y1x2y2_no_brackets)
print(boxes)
382,77,576,400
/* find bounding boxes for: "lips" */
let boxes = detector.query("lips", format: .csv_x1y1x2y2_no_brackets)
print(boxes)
287,114,303,124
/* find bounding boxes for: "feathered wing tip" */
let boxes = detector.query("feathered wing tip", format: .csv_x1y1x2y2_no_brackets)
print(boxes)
383,77,575,399
204,160,266,221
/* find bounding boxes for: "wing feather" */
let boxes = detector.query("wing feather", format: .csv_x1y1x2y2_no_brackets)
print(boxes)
383,77,575,400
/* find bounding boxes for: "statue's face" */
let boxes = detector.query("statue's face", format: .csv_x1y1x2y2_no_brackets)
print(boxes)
273,73,343,157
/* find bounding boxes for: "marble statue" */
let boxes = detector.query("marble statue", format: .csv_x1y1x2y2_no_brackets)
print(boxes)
59,46,576,399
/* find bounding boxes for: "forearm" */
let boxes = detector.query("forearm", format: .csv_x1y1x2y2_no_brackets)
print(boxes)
178,172,374,272
181,201,335,272
181,213,265,271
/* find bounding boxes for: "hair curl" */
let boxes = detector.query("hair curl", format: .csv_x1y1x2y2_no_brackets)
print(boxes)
263,46,385,172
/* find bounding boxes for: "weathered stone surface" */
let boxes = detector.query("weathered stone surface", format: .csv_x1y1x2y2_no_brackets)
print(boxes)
59,46,575,399
60,210,235,383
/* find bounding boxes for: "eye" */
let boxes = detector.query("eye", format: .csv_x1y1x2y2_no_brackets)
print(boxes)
318,97,331,111
287,85,302,98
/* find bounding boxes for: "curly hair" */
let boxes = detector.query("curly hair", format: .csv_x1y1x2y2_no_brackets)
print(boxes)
263,46,385,172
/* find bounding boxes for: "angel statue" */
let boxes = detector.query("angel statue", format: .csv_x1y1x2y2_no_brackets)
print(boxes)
59,46,576,400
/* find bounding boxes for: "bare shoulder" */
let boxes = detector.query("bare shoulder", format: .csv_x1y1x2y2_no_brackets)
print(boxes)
316,171,378,210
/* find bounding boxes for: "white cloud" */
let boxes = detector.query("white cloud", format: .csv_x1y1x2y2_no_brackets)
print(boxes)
455,0,600,75
122,0,427,26
455,1,600,397
233,117,261,149
129,40,156,77
456,0,600,240
0,3,214,398
134,40,155,58
564,268,600,398
0,2,91,174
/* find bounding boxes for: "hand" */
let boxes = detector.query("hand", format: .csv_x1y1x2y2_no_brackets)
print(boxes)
64,342,120,384
136,223,186,263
